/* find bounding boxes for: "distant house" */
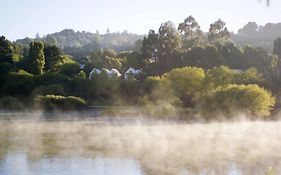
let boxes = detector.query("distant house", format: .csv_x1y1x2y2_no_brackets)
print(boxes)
89,68,101,80
89,68,121,79
125,67,142,80
110,68,121,78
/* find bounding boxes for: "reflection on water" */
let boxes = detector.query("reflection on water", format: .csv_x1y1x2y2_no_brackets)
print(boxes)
0,153,142,175
0,117,281,175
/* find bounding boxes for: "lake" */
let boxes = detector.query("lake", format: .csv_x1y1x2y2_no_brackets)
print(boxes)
0,114,280,175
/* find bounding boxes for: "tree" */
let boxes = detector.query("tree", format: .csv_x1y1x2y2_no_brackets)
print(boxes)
163,67,205,107
45,34,58,46
28,41,45,75
237,22,258,36
141,30,159,63
242,46,269,71
158,21,181,57
203,84,275,118
89,49,122,70
205,66,237,90
208,19,230,43
178,16,204,50
44,45,63,72
0,36,15,64
204,45,225,68
58,63,80,78
220,43,243,69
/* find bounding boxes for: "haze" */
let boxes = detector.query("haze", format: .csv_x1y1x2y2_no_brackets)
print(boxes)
1,0,280,41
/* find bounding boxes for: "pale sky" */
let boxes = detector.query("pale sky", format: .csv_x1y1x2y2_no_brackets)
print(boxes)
0,0,280,41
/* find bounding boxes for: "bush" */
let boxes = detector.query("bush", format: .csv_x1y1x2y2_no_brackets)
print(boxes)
32,84,65,96
202,84,276,119
35,95,87,110
0,70,35,97
58,63,80,77
163,67,205,107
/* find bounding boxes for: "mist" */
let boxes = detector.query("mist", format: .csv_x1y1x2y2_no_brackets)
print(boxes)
0,112,281,175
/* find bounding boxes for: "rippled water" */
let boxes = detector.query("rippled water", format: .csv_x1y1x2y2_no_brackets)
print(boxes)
0,116,280,175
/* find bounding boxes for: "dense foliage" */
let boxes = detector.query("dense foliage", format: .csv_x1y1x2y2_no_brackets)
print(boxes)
1,16,281,119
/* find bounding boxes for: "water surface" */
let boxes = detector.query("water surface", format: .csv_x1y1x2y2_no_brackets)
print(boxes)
0,116,280,175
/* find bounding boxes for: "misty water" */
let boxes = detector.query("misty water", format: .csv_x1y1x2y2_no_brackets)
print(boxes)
0,113,281,175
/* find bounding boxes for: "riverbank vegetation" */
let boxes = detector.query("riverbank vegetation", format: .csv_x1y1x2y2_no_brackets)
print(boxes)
1,16,281,119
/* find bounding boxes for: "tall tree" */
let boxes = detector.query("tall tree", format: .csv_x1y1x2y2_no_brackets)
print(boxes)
178,16,204,50
0,36,15,63
208,19,230,44
44,45,62,72
158,21,181,56
141,30,159,63
28,41,45,75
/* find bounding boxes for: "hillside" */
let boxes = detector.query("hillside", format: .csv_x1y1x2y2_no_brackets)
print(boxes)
232,22,281,53
16,29,144,59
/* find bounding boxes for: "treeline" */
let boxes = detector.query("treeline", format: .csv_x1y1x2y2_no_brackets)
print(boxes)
1,16,281,119
16,29,144,59
232,22,281,52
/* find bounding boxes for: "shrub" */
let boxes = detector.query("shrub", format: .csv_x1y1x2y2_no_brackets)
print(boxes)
35,95,87,110
32,84,65,96
202,84,276,119
163,67,205,107
0,70,35,96
58,63,80,77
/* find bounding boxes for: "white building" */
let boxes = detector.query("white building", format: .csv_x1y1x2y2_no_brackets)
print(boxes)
110,68,121,78
89,68,122,79
125,67,142,80
89,68,101,80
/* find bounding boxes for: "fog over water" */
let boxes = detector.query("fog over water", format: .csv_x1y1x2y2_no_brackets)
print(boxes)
0,113,281,175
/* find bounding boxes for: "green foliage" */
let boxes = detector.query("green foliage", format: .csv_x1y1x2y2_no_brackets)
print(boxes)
163,67,205,107
27,41,45,75
143,76,163,95
44,45,63,72
0,70,35,97
75,71,86,79
235,67,263,85
88,49,123,70
164,67,205,97
119,79,142,104
220,43,243,69
35,95,87,110
35,73,68,86
242,46,269,71
0,36,17,63
32,84,65,96
0,62,13,76
203,84,275,118
58,62,80,77
205,66,238,89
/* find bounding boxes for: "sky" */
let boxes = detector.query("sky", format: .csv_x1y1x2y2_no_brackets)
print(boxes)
0,0,280,41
